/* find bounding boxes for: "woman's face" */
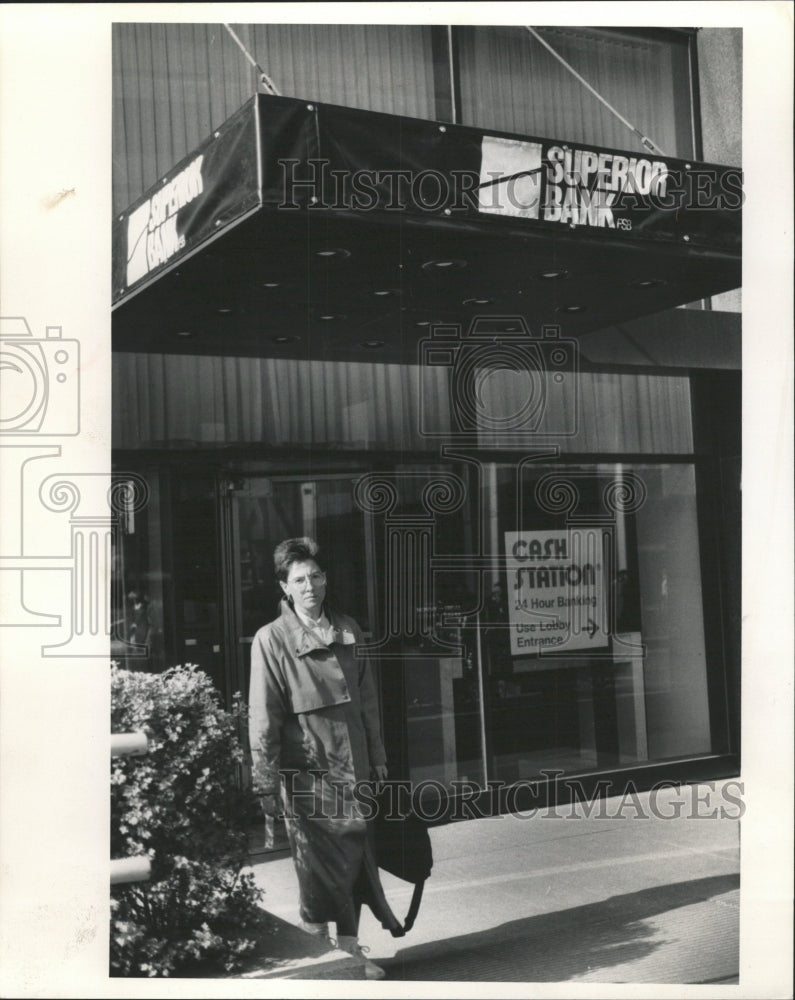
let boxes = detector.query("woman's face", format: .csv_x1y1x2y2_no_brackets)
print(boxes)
281,558,327,619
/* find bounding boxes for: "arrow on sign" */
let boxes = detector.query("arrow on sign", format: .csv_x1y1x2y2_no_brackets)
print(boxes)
586,619,599,639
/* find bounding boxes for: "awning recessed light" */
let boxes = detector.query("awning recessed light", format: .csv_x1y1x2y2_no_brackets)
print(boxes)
415,320,431,327
361,340,385,349
217,307,233,314
318,313,345,322
631,278,665,289
315,248,351,259
463,297,494,306
374,289,399,297
176,330,192,338
538,268,569,280
422,259,467,271
263,282,281,289
271,334,299,344
557,304,586,314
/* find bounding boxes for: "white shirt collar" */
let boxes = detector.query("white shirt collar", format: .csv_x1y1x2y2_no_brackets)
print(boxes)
293,607,336,646
294,604,331,632
290,603,356,647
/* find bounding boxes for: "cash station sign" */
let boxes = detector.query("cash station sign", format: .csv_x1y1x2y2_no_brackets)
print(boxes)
505,529,608,656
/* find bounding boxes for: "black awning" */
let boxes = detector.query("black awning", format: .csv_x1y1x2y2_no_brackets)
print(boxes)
112,94,741,364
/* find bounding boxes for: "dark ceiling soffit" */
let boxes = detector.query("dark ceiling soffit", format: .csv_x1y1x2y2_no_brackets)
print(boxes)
578,308,741,371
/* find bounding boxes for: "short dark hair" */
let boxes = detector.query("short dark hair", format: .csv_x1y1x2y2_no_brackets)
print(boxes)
273,536,325,582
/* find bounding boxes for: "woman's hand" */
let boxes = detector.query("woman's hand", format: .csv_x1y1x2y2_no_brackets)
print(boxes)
373,764,388,784
260,792,281,817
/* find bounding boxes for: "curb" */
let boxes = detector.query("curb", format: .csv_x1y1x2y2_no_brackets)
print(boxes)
240,948,366,980
228,909,367,981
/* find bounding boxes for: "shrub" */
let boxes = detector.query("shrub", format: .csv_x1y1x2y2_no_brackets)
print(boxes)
110,663,265,977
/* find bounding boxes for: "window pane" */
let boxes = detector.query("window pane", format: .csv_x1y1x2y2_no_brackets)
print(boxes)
111,472,167,672
635,464,711,758
249,24,437,120
113,354,694,455
113,23,438,212
457,26,693,159
236,477,371,639
484,461,715,781
364,464,486,789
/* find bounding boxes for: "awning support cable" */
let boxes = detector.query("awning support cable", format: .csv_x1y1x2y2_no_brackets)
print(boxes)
525,26,668,157
223,23,281,96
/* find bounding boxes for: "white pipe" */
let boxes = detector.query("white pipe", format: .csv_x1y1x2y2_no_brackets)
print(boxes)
111,732,148,757
110,856,151,885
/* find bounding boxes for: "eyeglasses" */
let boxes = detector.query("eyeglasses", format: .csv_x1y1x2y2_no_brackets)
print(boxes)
286,571,326,587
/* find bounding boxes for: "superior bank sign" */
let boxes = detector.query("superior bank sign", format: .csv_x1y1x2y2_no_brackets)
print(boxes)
112,98,260,301
125,155,205,286
478,134,671,229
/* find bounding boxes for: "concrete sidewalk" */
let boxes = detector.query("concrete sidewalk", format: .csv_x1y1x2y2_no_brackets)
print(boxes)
246,778,741,985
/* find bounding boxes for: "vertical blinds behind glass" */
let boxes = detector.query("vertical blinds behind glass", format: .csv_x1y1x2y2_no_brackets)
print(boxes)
112,353,694,455
456,26,693,159
112,23,436,214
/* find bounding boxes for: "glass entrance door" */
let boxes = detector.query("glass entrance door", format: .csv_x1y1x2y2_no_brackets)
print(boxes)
226,474,375,849
227,475,375,685
225,469,489,813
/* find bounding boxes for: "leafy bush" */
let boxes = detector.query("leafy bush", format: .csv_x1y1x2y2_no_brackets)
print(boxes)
111,663,265,977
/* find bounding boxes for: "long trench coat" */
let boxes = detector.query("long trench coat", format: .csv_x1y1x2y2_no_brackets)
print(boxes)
248,600,401,932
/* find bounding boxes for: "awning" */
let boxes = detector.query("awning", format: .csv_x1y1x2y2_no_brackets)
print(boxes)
112,94,741,365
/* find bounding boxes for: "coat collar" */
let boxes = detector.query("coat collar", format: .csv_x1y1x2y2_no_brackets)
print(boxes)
278,599,356,657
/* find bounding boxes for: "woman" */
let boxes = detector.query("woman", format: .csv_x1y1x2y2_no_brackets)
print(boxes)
248,536,400,980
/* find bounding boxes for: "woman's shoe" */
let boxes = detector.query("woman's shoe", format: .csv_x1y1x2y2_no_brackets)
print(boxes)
335,934,386,980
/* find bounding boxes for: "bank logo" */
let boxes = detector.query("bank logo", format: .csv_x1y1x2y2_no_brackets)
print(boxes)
478,136,674,229
126,154,204,286
478,135,543,219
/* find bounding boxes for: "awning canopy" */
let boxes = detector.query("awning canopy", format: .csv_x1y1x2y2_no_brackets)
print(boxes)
112,94,741,365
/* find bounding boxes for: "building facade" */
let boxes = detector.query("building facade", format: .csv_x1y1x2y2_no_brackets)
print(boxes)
111,23,741,815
